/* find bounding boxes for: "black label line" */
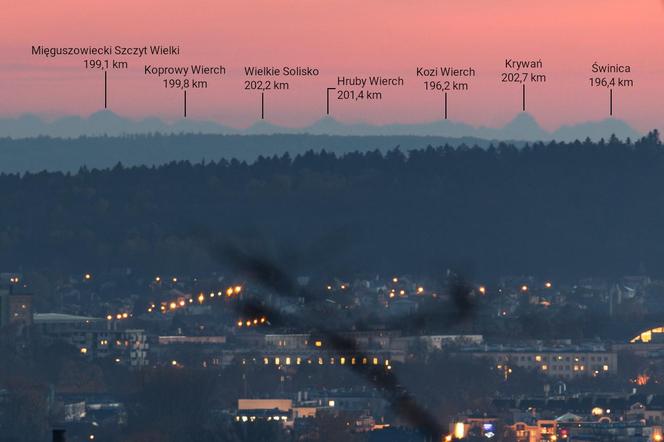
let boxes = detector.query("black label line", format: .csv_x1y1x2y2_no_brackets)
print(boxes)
522,84,526,112
326,87,336,115
261,92,265,119
444,92,448,120
610,88,613,116
184,90,187,118
104,71,107,109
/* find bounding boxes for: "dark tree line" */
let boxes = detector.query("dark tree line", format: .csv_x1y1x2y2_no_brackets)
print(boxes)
0,131,661,278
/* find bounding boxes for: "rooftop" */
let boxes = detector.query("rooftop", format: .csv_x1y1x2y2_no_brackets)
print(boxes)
33,313,105,324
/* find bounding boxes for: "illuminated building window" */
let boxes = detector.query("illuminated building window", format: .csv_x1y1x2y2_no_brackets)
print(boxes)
603,365,609,371
263,357,269,365
351,357,356,365
372,357,379,365
285,357,291,365
535,355,542,362
318,357,323,365
275,357,280,365
340,357,346,365
642,330,653,343
314,340,322,347
454,422,465,439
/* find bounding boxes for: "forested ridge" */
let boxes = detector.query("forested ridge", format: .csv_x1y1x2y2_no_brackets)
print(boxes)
1,131,662,278
0,133,498,173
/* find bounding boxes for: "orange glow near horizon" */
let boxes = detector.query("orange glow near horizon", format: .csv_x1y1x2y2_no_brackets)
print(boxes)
1,0,663,133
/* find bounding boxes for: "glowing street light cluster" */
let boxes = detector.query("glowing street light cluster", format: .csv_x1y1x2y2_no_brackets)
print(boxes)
153,275,179,284
105,284,244,320
146,285,243,314
387,286,425,298
106,312,131,321
327,278,426,299
496,364,513,381
237,316,268,328
386,277,426,299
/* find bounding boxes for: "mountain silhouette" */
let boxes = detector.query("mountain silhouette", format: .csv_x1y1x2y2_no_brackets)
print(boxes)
0,111,642,142
497,112,549,140
553,118,639,142
246,120,297,135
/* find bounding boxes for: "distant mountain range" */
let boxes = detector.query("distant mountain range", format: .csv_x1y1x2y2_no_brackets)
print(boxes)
0,111,642,142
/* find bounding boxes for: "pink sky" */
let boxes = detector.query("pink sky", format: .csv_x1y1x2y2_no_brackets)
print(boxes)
1,0,662,132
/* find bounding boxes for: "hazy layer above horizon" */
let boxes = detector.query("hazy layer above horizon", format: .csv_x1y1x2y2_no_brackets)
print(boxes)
0,111,644,174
